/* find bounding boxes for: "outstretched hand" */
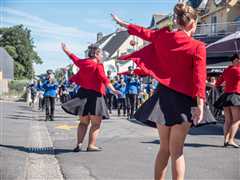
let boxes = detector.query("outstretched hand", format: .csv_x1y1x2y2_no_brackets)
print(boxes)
61,42,71,54
61,43,67,51
113,89,121,96
191,102,204,126
111,13,129,28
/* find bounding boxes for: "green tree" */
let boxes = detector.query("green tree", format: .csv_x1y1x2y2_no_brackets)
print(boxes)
0,25,42,79
54,68,65,83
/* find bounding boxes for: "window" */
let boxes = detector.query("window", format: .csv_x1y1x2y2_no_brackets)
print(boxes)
235,16,240,31
211,16,217,35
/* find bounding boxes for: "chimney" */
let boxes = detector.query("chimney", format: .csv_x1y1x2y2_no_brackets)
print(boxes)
97,32,103,42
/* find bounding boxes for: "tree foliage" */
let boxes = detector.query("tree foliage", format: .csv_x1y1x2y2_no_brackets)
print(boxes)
0,25,42,79
54,68,65,82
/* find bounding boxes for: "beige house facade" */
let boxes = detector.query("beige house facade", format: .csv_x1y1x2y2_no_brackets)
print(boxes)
194,0,240,36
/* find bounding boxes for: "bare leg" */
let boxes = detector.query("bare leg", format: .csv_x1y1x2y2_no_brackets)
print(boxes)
154,124,170,180
88,115,102,148
223,107,232,144
228,106,240,147
76,116,90,145
169,122,191,180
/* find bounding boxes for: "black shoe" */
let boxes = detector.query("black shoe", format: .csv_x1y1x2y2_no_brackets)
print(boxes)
45,116,49,121
224,142,228,147
73,146,81,152
87,146,102,152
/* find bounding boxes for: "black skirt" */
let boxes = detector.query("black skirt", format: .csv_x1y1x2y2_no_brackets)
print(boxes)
62,88,109,119
134,84,216,127
214,93,240,109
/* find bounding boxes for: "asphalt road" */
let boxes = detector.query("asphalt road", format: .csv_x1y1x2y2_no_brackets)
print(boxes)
0,101,239,180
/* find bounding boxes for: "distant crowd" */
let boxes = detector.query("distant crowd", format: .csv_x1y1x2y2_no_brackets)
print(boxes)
26,69,160,121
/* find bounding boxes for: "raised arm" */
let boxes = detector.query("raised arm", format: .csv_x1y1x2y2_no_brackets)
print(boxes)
111,14,157,42
61,43,82,67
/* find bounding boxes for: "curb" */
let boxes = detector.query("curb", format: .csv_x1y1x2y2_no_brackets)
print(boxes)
23,119,64,180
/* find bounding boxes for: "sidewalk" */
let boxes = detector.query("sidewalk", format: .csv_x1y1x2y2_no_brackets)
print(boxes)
0,101,63,180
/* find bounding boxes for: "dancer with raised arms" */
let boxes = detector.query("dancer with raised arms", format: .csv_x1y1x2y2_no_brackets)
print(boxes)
112,2,212,180
61,43,119,152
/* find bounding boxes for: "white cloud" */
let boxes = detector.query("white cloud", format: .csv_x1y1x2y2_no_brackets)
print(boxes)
0,7,96,74
36,41,86,54
84,18,114,30
1,7,96,39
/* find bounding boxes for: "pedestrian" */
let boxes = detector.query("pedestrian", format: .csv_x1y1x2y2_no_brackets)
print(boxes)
112,3,214,179
42,70,58,121
115,78,127,116
206,76,221,116
125,70,140,119
61,43,119,152
214,54,240,148
28,80,38,107
59,80,71,104
138,86,145,108
105,80,115,114
36,79,45,111
26,82,32,106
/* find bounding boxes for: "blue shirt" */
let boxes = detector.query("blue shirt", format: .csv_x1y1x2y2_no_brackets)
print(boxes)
115,82,126,98
36,83,45,92
125,75,140,95
42,80,58,97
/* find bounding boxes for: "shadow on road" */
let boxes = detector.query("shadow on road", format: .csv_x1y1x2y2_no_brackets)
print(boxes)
6,114,44,121
0,144,75,155
128,118,240,139
7,113,74,121
140,140,225,148
188,124,223,136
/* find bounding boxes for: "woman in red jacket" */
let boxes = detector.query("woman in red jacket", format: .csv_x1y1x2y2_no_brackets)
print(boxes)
215,54,240,148
112,3,209,180
61,43,119,152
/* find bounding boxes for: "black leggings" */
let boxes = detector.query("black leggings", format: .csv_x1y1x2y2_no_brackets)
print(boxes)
126,94,137,117
45,96,55,119
117,98,126,115
106,94,114,112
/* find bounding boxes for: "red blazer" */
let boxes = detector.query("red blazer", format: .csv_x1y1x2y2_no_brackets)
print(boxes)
66,52,110,95
216,65,240,94
120,24,206,99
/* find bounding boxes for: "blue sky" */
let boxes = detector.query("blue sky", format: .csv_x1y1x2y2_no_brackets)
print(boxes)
1,0,177,75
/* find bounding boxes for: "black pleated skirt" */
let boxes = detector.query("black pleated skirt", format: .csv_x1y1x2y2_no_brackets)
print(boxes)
134,84,216,127
62,88,109,119
214,92,240,109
